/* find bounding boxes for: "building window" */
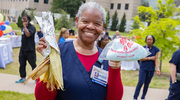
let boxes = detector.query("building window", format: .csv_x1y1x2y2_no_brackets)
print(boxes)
110,3,114,9
44,0,48,4
34,0,38,2
125,4,129,10
117,4,121,9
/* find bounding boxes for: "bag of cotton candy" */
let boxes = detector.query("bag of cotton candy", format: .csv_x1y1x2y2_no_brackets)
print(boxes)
99,38,150,61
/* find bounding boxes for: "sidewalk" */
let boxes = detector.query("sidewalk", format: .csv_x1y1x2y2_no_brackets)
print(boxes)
0,73,169,100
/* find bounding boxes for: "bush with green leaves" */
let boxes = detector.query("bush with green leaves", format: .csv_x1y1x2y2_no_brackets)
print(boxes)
16,10,27,30
130,0,180,70
132,21,140,29
54,14,73,31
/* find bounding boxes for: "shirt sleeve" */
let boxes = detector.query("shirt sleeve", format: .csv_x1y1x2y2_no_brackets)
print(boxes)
169,50,180,66
35,78,58,100
155,46,160,53
106,67,123,100
28,25,36,36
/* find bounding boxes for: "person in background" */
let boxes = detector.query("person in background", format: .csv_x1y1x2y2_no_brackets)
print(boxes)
15,15,36,83
113,30,120,39
104,28,111,40
35,2,123,100
133,35,160,100
68,29,75,38
166,49,180,100
57,28,69,44
97,34,109,49
37,27,43,39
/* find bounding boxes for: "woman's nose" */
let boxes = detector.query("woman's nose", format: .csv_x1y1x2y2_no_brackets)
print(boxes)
87,22,95,30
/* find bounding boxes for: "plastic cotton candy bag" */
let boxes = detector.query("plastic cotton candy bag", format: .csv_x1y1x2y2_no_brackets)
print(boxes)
99,38,151,61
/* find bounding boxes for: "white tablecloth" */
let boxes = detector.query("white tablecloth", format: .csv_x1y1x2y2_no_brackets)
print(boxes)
121,61,139,70
10,34,39,48
10,35,22,48
0,38,13,52
0,44,13,68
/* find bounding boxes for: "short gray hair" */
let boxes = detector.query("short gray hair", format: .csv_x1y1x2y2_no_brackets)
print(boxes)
76,2,106,24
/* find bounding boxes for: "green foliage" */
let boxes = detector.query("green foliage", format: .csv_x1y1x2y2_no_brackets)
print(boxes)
130,0,180,60
16,10,27,30
132,21,140,29
51,0,82,17
119,13,126,32
110,10,118,31
142,1,149,7
139,2,150,23
105,10,110,29
55,14,73,30
29,8,35,20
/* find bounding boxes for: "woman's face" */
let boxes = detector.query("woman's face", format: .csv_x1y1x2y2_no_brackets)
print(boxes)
101,37,109,47
146,36,153,46
76,8,104,44
63,31,69,39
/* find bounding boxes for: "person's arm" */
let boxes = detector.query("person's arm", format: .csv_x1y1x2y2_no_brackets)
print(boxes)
140,56,155,61
154,52,160,75
106,61,123,100
23,21,31,37
35,78,57,100
170,63,177,84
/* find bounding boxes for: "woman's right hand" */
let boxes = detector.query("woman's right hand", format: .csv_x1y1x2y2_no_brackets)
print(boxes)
36,37,47,55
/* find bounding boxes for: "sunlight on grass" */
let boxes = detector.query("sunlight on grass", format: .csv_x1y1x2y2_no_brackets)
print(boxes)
0,91,35,100
0,47,44,76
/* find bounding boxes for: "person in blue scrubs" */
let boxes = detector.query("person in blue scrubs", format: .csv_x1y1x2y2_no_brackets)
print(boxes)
166,49,180,100
37,28,43,39
36,2,123,100
57,28,69,44
133,35,160,100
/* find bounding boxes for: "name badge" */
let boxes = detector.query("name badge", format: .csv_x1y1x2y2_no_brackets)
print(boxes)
90,65,108,87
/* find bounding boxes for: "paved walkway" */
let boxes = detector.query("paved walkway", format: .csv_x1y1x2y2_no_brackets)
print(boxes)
0,73,169,100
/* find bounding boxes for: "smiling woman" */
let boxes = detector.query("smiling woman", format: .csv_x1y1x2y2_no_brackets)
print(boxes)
35,2,123,100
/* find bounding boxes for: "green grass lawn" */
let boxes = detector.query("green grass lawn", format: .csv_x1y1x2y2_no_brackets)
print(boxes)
1,23,171,98
0,91,35,100
0,47,44,75
0,47,171,89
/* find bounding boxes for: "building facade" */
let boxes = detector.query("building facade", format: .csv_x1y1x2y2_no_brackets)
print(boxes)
86,0,142,20
0,0,53,22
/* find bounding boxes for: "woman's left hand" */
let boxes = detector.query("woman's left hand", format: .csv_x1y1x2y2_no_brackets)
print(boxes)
109,60,121,69
156,69,161,75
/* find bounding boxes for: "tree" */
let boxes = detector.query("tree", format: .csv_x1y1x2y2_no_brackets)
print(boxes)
130,0,180,71
110,10,118,31
105,10,110,29
139,1,151,25
51,0,83,17
55,14,73,30
119,13,126,32
132,20,140,29
17,10,27,30
142,2,149,7
29,8,35,21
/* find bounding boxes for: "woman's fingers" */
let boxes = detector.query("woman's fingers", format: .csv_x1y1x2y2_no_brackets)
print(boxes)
36,37,47,55
109,60,121,69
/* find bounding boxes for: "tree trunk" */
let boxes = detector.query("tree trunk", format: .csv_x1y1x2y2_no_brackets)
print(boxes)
159,50,163,71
